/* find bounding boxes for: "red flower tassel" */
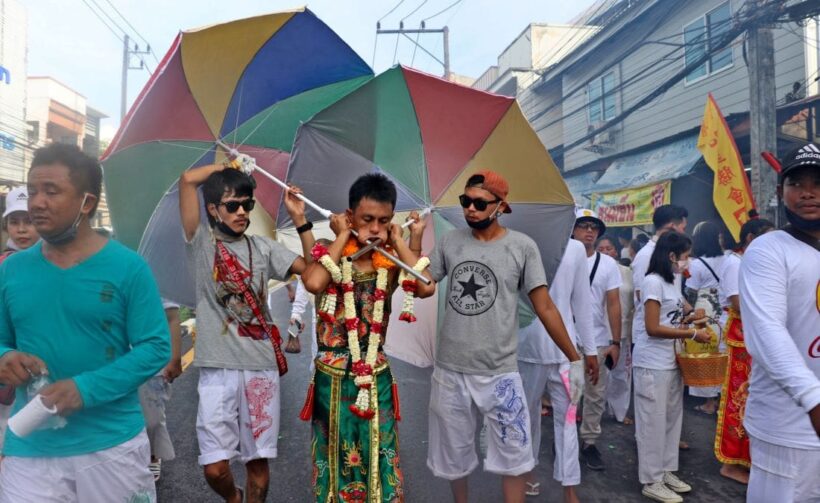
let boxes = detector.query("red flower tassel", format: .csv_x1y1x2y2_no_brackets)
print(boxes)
392,382,401,421
349,404,375,420
398,312,417,323
299,382,315,421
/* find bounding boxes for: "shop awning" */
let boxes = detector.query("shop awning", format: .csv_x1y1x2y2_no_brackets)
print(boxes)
563,170,602,206
592,134,702,194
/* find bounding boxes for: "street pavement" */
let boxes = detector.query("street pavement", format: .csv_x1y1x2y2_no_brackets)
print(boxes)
158,288,748,502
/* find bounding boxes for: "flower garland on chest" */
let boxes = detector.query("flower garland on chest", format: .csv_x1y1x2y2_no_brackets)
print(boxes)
311,237,430,420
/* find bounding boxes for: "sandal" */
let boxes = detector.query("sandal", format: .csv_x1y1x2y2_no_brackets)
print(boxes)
525,482,540,497
694,404,716,415
623,416,634,425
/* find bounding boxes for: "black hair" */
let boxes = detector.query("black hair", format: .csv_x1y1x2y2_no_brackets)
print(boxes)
595,234,618,251
30,143,102,217
647,231,692,284
691,221,723,257
652,204,688,230
630,233,649,254
349,173,397,210
739,218,774,248
202,169,254,226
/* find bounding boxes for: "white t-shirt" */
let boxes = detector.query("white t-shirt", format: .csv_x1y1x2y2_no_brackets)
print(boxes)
518,239,597,364
633,273,685,371
686,254,741,311
740,230,820,449
587,252,622,348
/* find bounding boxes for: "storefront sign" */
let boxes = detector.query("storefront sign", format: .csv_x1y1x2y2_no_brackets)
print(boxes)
591,180,671,227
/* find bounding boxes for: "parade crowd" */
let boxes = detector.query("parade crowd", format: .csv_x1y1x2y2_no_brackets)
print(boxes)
0,141,816,503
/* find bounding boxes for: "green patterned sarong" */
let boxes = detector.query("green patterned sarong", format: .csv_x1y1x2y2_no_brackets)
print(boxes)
311,359,404,503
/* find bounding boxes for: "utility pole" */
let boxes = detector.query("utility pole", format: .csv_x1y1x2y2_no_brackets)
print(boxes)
747,0,779,224
120,34,152,122
376,22,451,79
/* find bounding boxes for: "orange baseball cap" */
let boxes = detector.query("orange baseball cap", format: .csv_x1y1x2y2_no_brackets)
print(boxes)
466,170,512,213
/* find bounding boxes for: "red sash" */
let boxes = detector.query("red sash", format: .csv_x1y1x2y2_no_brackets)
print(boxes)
216,240,287,376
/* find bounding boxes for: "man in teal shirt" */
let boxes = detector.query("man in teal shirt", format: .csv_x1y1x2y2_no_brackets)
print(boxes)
0,143,170,502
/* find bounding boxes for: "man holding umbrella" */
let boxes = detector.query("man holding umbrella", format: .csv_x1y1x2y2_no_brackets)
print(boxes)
425,170,585,503
179,159,315,503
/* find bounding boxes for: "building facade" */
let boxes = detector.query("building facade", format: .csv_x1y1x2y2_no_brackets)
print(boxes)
477,0,819,231
0,0,27,187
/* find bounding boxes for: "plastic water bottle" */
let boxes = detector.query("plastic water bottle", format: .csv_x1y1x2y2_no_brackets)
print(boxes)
25,374,67,431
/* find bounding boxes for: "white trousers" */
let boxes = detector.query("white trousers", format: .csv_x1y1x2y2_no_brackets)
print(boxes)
138,375,175,461
747,435,820,503
580,347,610,445
606,341,632,422
196,368,281,466
0,430,155,503
633,367,683,485
519,361,580,487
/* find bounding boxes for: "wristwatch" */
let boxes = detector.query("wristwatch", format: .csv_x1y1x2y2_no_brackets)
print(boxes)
296,221,314,234
609,340,620,347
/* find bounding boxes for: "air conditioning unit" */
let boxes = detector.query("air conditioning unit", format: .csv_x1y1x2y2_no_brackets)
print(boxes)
584,121,617,154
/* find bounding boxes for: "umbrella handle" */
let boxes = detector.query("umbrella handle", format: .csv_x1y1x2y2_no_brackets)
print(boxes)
401,207,433,229
215,140,333,219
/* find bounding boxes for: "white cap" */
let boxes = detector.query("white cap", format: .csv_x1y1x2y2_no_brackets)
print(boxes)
574,207,607,235
3,187,28,218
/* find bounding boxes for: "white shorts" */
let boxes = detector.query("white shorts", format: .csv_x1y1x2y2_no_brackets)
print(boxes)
427,367,534,479
747,435,820,503
0,430,154,503
196,367,280,466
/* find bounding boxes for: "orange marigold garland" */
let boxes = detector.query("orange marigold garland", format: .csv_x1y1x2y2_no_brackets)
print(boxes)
311,237,429,420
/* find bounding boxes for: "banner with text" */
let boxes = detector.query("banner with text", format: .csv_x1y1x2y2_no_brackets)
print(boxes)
591,180,671,227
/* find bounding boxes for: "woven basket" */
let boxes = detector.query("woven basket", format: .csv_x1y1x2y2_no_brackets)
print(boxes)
676,326,728,387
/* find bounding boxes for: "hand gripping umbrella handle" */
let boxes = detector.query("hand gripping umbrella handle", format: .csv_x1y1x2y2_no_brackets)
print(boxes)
215,141,430,284
401,207,433,229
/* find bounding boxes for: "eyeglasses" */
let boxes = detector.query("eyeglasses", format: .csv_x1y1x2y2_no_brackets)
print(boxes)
575,222,600,231
219,199,255,213
459,194,500,211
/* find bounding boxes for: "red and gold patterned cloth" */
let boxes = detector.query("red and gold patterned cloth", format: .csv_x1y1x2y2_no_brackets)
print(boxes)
714,309,751,467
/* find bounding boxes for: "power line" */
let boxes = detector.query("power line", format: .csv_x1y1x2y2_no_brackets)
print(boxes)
80,0,124,42
423,0,463,21
516,0,628,91
378,0,406,22
401,0,429,22
100,0,160,64
553,0,786,158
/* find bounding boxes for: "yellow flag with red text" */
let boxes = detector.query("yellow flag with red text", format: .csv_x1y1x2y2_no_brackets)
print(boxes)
697,94,756,241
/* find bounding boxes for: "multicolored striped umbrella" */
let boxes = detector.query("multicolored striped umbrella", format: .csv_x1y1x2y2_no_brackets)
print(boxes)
284,66,576,366
100,9,372,306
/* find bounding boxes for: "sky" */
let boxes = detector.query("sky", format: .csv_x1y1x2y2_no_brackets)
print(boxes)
21,0,596,139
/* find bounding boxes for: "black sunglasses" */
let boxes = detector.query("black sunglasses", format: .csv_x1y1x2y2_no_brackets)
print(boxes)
219,199,255,213
459,194,500,211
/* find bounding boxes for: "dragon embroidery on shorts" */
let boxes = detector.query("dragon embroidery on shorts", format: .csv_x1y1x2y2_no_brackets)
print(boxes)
493,378,528,446
244,377,274,439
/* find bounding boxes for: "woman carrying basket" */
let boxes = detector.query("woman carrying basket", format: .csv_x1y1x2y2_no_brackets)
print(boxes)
634,231,713,503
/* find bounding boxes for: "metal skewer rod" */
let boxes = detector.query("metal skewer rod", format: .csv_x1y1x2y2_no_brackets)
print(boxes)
216,141,431,284
348,238,383,261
